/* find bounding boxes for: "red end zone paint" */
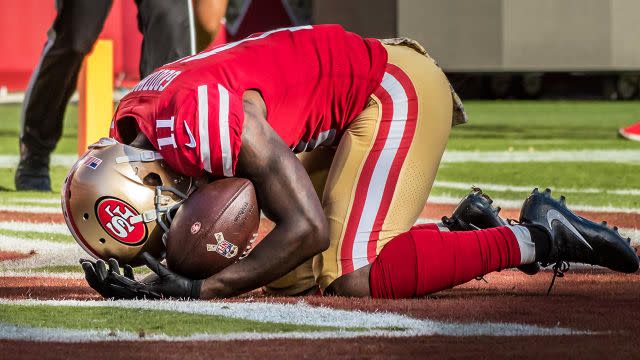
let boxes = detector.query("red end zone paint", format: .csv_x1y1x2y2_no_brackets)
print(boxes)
95,197,147,246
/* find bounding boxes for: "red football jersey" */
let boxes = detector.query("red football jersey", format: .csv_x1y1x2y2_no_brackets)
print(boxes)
110,25,388,177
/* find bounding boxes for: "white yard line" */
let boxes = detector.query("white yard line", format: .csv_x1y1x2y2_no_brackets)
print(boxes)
441,150,640,163
0,221,69,234
0,154,76,168
1,198,61,205
0,149,637,169
0,271,84,279
0,234,85,270
0,205,61,214
0,299,585,341
434,180,640,197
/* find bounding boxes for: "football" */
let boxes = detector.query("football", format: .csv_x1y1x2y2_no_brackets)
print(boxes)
165,178,260,279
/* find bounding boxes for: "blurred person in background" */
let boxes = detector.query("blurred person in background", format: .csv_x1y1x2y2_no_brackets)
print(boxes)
16,0,228,191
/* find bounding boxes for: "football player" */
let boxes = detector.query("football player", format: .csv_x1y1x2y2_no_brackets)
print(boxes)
67,25,639,300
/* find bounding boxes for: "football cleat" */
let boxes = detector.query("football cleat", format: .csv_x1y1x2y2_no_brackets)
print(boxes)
442,188,541,275
520,188,639,274
618,122,640,142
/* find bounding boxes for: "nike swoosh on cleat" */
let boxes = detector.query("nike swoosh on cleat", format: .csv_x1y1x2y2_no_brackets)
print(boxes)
546,209,594,251
184,120,196,148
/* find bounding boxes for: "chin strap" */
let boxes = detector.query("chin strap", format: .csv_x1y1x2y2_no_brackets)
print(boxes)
115,151,164,164
154,185,193,246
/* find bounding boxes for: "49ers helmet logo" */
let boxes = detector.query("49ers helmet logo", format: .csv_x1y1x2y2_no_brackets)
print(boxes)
95,197,147,246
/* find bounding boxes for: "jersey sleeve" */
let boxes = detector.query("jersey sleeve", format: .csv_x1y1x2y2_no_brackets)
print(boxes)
192,83,245,177
154,83,245,178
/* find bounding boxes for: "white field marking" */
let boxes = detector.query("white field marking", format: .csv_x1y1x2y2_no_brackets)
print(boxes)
0,221,69,234
1,198,61,205
0,234,86,270
441,150,640,164
0,322,586,343
0,299,586,341
427,194,640,214
0,149,637,169
0,154,76,168
0,197,60,208
0,205,61,214
0,271,84,279
434,181,640,197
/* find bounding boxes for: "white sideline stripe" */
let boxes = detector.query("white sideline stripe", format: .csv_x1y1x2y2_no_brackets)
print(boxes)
0,154,76,168
0,205,61,214
351,71,408,270
0,299,585,341
428,194,640,214
197,85,212,173
0,149,636,169
441,149,640,163
0,234,85,270
0,271,83,279
1,198,60,205
434,180,640,197
0,221,69,234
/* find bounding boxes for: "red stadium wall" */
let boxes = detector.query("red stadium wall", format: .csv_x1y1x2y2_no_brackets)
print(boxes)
0,0,142,92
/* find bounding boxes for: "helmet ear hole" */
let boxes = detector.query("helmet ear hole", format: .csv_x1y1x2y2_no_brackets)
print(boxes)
143,172,163,187
83,213,89,220
99,238,106,244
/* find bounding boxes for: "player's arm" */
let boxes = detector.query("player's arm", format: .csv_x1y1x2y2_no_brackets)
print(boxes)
198,93,329,298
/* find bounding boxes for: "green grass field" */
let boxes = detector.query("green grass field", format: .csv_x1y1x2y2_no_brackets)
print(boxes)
1,100,639,339
0,304,365,336
0,100,639,208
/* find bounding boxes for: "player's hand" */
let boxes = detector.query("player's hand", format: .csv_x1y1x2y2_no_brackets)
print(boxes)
141,252,203,299
80,258,159,299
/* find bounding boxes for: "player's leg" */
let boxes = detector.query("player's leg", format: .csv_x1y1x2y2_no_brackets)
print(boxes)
262,148,335,296
17,0,112,191
135,0,197,77
317,42,455,296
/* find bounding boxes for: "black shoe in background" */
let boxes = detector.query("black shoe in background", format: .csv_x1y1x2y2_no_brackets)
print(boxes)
15,153,51,192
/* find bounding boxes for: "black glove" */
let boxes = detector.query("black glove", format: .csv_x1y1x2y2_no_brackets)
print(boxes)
141,252,203,299
80,254,202,300
80,258,159,299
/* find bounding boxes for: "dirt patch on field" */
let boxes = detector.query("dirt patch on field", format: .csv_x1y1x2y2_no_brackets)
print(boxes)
0,277,99,300
228,269,640,334
0,211,64,224
0,251,33,262
1,334,637,360
1,270,638,358
4,269,635,333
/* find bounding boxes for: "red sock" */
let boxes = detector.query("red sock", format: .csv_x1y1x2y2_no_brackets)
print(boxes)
369,227,522,299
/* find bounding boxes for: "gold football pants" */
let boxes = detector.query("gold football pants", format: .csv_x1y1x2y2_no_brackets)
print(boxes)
265,41,454,295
